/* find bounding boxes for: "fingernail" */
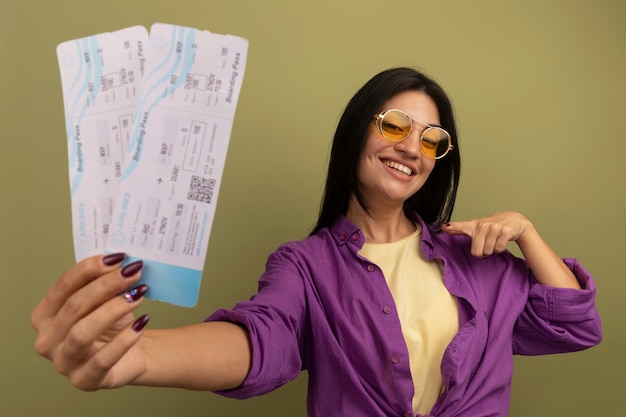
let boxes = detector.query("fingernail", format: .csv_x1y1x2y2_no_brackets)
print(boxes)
123,284,148,303
103,252,126,266
132,314,150,332
121,260,144,278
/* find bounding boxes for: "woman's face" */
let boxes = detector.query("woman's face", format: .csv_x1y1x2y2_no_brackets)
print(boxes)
356,90,439,208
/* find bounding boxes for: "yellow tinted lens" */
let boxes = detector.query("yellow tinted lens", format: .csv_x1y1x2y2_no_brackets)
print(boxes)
380,110,411,141
421,127,450,158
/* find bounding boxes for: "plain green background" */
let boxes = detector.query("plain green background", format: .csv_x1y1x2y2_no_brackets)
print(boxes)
1,0,624,415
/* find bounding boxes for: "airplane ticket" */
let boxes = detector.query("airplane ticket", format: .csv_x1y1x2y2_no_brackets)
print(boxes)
57,23,248,307
57,25,149,261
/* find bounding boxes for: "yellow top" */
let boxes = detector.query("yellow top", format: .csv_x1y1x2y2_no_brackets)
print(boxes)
360,228,459,415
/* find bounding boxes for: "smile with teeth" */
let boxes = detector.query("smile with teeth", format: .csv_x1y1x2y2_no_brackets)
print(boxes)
383,160,413,176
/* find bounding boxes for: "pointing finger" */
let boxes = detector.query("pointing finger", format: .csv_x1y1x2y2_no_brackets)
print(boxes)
441,221,475,237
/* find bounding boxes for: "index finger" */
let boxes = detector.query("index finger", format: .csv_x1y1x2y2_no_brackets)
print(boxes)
31,253,126,326
441,221,476,237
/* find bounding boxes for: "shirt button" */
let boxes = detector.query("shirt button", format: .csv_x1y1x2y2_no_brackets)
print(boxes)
404,411,413,417
367,265,375,272
340,234,346,241
351,233,359,241
391,354,400,364
383,306,391,314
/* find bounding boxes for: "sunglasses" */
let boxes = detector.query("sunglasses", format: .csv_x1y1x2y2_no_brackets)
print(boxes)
373,109,453,159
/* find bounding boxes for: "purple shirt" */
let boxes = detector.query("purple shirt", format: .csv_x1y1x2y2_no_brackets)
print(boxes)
206,214,602,416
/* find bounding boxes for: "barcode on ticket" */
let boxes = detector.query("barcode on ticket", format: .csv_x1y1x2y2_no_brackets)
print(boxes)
187,175,216,204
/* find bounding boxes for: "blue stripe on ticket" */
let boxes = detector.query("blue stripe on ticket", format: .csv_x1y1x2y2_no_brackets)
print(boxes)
123,255,202,307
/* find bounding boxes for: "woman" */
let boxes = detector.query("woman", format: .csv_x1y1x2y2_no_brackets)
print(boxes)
31,67,602,417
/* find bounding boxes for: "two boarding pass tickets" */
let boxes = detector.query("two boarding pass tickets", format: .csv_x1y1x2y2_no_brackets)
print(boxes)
57,23,248,307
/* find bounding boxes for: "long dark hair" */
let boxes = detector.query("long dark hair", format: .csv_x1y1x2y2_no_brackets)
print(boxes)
310,67,461,235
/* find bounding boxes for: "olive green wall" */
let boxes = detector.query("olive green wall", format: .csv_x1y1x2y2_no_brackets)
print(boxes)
1,0,623,415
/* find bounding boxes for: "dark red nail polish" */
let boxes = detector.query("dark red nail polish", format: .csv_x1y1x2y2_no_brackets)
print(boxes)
121,261,143,278
123,284,148,303
103,252,126,266
132,314,150,332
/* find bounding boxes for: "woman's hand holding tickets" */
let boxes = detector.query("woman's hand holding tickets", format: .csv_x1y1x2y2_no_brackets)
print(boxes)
30,253,150,391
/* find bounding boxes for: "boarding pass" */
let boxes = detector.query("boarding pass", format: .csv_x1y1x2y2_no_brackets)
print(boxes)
57,23,248,306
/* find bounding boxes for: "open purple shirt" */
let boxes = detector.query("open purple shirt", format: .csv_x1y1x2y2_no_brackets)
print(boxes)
206,214,602,416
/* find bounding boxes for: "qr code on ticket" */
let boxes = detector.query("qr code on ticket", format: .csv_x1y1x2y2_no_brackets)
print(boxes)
187,175,216,204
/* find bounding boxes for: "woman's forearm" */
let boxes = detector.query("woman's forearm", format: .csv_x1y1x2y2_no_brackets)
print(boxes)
516,224,582,290
134,321,252,391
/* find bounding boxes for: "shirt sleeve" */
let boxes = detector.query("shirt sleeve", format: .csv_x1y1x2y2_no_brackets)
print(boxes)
205,244,310,398
512,258,603,355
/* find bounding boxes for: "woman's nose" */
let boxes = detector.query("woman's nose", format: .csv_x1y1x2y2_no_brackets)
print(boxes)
393,130,422,157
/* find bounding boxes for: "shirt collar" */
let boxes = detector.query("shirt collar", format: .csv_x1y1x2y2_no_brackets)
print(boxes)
410,211,436,257
330,215,365,248
328,210,439,255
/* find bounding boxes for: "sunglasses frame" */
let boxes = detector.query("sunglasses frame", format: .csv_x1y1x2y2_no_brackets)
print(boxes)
373,109,454,160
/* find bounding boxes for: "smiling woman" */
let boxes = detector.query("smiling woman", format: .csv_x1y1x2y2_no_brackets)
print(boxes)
354,91,440,224
31,67,601,417
312,68,461,237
